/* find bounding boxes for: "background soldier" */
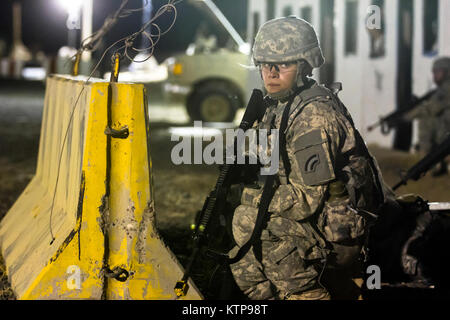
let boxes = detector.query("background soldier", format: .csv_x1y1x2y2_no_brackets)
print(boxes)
402,57,450,176
228,17,389,300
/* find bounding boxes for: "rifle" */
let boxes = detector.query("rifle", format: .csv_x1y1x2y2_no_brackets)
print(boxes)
393,134,450,191
367,89,437,135
174,89,265,298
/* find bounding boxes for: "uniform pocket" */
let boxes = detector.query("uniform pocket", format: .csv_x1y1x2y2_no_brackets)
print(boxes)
264,239,298,265
232,205,258,247
240,187,263,208
268,184,296,214
318,198,366,243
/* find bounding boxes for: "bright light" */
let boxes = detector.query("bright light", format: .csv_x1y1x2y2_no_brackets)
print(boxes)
56,0,84,16
239,43,251,55
22,67,46,81
56,0,85,30
169,127,222,139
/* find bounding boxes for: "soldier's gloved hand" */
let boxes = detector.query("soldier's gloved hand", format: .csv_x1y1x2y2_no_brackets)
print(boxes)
218,162,260,185
388,114,408,127
381,117,402,134
396,194,429,216
410,94,419,106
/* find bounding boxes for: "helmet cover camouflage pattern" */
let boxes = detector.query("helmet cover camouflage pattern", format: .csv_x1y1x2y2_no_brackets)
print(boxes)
252,16,325,69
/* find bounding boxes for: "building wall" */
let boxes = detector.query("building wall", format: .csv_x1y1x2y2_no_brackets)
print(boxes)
439,0,450,55
335,0,398,147
246,0,450,148
412,0,450,95
411,0,450,146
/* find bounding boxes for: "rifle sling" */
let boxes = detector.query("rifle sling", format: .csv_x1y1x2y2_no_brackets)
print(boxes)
228,95,294,264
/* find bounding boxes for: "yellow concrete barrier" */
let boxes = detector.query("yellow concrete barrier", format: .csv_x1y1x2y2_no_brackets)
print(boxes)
0,75,202,300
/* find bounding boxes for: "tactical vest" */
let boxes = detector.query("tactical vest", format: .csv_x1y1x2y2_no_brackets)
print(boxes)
230,81,386,264
279,81,386,213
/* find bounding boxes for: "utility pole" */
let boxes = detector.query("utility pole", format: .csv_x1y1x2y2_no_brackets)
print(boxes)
8,1,32,78
81,0,93,74
10,1,32,62
66,2,82,48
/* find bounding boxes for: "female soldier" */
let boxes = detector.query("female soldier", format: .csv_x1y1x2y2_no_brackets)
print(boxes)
228,16,388,300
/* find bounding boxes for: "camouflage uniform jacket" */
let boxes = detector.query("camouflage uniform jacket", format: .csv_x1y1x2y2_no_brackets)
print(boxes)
403,79,450,146
404,80,450,121
232,80,386,263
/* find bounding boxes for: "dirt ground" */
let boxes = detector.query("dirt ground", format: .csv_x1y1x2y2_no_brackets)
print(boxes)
0,116,449,299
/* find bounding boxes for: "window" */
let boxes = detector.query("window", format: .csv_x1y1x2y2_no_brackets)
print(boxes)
345,0,358,55
423,0,439,55
368,0,386,58
283,6,293,17
300,6,312,23
267,0,276,20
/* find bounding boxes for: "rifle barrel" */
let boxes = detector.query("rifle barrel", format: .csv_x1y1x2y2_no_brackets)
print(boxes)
368,89,437,134
428,202,450,211
393,134,450,191
367,122,381,132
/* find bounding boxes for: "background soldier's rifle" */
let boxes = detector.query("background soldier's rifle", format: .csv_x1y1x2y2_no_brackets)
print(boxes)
393,134,450,191
174,89,265,298
367,89,437,135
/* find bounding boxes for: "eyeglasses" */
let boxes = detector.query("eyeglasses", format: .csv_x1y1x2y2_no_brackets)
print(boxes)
259,62,297,74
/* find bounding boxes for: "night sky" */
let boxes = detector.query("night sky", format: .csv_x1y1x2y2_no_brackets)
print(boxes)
0,0,248,62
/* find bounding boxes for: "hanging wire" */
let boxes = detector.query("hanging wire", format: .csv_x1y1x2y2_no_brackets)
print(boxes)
111,0,179,64
63,0,132,69
80,0,146,53
77,0,181,63
49,0,180,244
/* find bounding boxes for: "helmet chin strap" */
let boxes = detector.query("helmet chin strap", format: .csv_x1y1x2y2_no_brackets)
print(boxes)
266,87,295,101
262,61,311,102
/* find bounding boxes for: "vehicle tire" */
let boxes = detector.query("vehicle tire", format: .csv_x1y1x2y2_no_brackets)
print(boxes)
187,81,241,123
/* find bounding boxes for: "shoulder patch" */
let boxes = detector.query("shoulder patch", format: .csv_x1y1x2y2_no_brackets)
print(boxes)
292,129,336,186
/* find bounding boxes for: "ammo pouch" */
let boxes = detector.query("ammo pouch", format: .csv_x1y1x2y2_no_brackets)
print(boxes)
317,180,374,244
318,197,367,244
235,185,327,263
240,184,311,220
231,186,263,247
317,150,383,245
317,181,378,270
240,185,263,208
317,195,367,270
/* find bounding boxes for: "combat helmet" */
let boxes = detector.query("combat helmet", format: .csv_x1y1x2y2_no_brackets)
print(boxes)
252,16,325,69
433,57,450,73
